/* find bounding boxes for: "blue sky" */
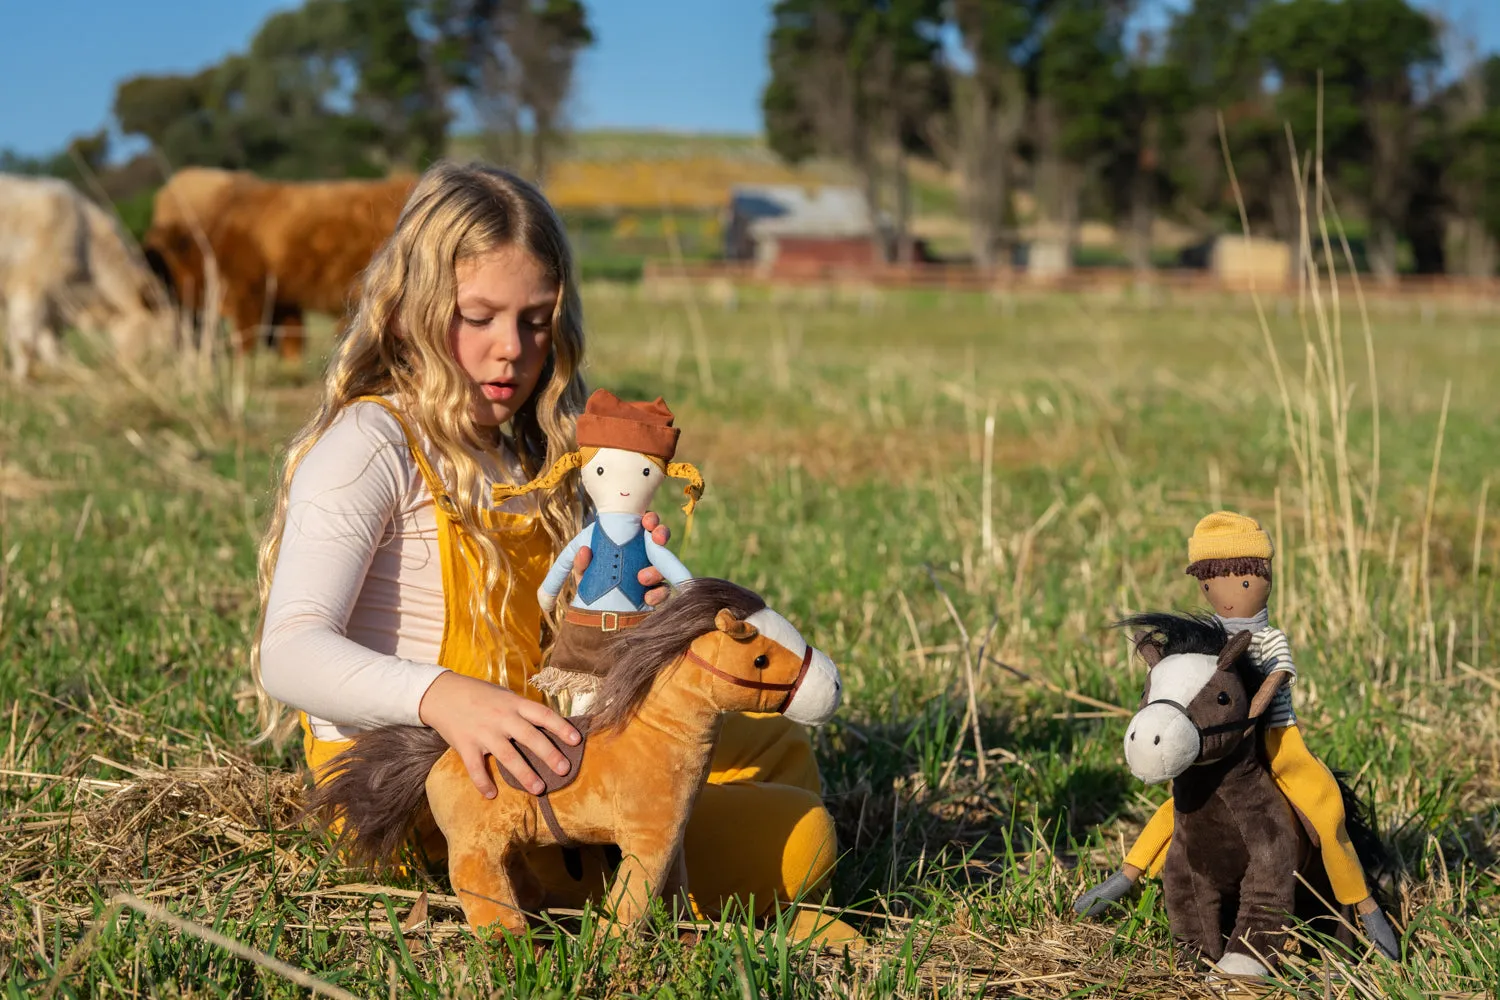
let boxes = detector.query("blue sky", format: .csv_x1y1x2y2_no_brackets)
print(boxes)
1,0,1497,160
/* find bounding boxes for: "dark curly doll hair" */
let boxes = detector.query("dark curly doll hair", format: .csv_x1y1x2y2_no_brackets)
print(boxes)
1185,556,1272,582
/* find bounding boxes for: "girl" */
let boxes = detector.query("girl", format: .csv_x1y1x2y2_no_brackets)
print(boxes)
250,161,854,942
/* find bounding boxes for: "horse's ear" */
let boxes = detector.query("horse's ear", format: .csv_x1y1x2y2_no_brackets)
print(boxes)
715,609,759,641
1218,630,1253,670
1134,636,1164,667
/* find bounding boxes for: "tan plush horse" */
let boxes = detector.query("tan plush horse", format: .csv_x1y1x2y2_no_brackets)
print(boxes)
307,579,844,937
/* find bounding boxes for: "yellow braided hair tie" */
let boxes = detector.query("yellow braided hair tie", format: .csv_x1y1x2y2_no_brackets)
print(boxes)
667,461,705,538
492,450,583,506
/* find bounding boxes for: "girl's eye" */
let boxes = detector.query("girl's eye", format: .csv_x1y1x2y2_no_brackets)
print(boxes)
463,315,491,327
753,654,769,668
1242,580,1250,589
1217,691,1231,705
595,466,604,475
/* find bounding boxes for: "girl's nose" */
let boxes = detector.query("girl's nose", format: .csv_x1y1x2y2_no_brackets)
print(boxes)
493,319,524,359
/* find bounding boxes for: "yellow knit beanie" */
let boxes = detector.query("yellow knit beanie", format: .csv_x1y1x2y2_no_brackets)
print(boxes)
1187,511,1273,563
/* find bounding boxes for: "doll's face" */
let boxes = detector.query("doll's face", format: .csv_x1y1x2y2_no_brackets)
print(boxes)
1199,574,1271,619
582,447,665,515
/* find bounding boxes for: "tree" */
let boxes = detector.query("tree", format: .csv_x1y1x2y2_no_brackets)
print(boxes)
113,0,447,179
425,0,594,182
924,0,1043,271
762,0,946,263
347,0,451,169
1249,0,1440,282
1028,0,1131,274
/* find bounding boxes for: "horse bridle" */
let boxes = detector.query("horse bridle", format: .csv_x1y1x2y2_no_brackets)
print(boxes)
1141,697,1262,764
684,642,815,714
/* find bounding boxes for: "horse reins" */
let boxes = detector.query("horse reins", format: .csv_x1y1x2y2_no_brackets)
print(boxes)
683,641,814,713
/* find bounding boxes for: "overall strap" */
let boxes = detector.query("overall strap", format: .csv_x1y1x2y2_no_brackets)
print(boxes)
350,395,460,518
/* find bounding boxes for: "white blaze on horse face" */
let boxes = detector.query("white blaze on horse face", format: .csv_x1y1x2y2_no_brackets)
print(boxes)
745,607,843,726
1125,652,1218,785
582,447,665,515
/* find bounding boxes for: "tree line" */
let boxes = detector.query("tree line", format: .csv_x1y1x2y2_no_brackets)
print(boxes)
5,0,1498,279
1,0,592,230
762,0,1500,279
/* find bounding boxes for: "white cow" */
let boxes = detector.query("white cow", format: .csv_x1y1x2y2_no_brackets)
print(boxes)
0,173,174,381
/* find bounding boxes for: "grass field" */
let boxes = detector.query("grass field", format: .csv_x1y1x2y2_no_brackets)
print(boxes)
1,277,1497,997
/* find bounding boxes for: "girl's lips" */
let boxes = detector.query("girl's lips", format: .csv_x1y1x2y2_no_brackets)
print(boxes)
481,382,516,401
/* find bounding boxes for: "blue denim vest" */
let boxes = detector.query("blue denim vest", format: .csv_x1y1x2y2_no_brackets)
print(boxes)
576,521,652,607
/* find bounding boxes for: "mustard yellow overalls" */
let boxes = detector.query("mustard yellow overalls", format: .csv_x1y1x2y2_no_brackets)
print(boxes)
300,396,848,930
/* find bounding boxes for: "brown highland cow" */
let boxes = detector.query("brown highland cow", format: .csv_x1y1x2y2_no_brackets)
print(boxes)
142,169,417,360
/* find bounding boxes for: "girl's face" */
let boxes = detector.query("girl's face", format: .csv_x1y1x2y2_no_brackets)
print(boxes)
582,447,665,516
450,246,558,427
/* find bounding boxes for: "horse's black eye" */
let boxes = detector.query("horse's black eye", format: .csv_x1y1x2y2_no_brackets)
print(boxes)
643,467,651,476
753,654,769,668
1217,691,1231,705
595,466,604,475
1203,583,1209,591
1242,580,1250,589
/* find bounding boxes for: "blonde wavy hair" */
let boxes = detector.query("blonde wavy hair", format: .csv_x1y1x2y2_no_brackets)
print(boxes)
249,160,588,743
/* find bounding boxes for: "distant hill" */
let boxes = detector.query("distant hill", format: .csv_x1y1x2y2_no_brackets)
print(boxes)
449,128,1202,259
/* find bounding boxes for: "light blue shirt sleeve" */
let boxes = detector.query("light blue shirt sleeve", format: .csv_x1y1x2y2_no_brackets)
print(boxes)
643,535,694,588
540,524,592,598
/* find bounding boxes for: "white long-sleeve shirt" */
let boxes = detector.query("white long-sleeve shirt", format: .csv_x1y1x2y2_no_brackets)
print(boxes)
259,399,534,742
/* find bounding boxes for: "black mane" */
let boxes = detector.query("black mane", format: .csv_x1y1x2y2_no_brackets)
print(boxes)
1113,610,1229,658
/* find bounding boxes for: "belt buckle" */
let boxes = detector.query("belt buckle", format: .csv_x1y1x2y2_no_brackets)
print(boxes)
600,611,619,632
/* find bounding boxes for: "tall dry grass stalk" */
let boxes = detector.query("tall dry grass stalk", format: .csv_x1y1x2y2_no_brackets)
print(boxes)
1218,79,1403,652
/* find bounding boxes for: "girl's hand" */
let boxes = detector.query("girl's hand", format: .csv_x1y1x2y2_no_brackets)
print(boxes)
574,511,673,606
417,671,580,797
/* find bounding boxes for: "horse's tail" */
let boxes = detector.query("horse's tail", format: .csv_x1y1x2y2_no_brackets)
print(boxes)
1332,768,1395,898
303,725,451,867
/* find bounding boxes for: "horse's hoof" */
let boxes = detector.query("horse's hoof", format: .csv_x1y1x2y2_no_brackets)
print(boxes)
1211,952,1270,978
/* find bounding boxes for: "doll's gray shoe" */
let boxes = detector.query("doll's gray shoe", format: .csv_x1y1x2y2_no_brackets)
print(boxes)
1072,870,1134,918
1360,907,1401,961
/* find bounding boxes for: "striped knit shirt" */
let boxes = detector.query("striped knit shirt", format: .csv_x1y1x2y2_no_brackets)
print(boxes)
1218,610,1297,728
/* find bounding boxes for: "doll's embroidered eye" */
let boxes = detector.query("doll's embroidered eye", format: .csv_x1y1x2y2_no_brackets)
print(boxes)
1217,691,1231,705
753,654,769,668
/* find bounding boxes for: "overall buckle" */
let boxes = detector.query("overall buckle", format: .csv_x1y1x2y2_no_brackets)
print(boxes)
599,612,620,632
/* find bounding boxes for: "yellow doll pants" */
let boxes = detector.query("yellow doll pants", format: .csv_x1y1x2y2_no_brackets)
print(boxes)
1123,724,1370,905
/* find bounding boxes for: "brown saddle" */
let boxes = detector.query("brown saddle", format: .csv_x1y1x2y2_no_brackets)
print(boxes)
498,715,593,796
496,715,593,848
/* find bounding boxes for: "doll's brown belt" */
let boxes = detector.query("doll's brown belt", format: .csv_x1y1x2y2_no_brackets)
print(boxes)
564,608,651,632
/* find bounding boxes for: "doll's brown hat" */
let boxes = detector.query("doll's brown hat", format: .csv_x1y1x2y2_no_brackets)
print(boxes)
1187,510,1273,563
575,389,679,460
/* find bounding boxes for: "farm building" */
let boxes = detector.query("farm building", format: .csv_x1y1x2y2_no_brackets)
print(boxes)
724,183,910,275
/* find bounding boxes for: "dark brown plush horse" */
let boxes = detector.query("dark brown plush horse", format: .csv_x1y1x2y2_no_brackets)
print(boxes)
1117,612,1385,977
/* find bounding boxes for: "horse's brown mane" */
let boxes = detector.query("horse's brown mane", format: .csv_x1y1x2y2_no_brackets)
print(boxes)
590,578,767,731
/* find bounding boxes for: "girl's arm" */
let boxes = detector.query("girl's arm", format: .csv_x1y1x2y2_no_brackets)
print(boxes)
643,534,693,588
258,406,448,731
